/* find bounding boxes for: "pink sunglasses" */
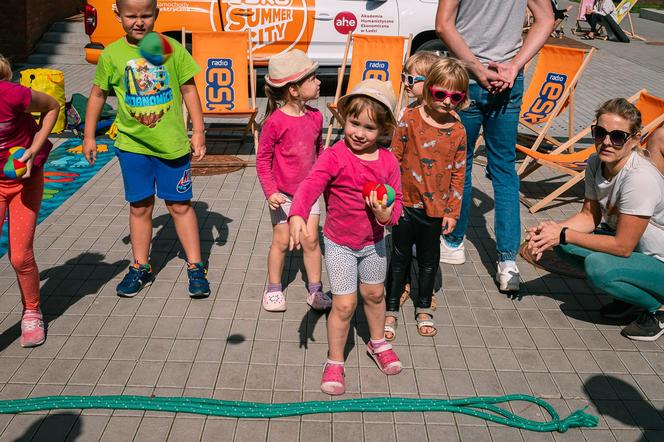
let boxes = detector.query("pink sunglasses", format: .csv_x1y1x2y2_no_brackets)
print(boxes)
428,86,466,104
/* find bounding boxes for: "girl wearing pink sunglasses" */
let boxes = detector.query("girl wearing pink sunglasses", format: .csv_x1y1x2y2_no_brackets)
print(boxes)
385,58,470,339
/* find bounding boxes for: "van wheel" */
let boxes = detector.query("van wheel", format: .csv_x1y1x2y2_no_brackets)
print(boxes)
415,39,449,57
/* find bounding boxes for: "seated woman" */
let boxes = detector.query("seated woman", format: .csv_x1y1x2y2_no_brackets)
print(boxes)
583,0,630,42
526,98,664,342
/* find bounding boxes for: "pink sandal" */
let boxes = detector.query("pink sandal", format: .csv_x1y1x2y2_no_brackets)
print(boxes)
367,341,402,375
320,362,346,395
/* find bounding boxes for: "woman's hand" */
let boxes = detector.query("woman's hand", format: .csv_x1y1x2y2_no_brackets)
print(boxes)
365,190,393,225
289,215,308,251
267,193,287,210
190,131,206,161
526,221,563,260
17,148,37,179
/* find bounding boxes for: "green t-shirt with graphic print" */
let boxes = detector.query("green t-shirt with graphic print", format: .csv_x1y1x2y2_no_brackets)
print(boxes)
93,36,199,159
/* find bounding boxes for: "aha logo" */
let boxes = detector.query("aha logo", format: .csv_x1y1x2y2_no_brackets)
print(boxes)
521,72,568,124
362,61,389,81
334,11,357,34
222,0,314,60
205,58,235,111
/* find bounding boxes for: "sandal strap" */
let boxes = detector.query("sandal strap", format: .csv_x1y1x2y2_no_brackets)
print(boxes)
417,320,435,328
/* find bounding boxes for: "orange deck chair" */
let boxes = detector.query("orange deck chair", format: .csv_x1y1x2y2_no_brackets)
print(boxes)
518,89,664,213
517,44,595,174
324,33,412,148
187,30,258,148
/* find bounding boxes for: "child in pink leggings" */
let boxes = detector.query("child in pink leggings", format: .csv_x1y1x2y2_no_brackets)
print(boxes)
0,55,60,347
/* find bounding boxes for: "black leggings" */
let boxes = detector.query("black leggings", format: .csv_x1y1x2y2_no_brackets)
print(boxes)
386,207,442,312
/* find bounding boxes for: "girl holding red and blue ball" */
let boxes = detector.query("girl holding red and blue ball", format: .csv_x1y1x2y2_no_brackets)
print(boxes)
0,54,60,348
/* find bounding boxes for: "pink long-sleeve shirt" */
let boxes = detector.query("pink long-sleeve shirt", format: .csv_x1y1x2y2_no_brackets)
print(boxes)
290,140,403,250
256,106,323,198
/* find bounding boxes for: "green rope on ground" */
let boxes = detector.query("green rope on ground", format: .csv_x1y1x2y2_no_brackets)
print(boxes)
0,394,597,433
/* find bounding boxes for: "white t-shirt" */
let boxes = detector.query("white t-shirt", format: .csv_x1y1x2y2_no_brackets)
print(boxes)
585,152,664,262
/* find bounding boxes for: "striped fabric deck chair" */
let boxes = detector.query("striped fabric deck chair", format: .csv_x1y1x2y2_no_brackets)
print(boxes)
324,33,412,148
186,30,259,149
516,44,595,175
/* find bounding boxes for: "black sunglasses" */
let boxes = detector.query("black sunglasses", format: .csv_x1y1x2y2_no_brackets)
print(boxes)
591,124,635,147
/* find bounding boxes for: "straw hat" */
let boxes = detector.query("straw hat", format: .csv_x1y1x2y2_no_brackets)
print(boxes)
265,49,319,88
337,79,397,126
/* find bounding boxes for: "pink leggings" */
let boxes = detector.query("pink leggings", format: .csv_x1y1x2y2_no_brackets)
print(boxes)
0,168,43,311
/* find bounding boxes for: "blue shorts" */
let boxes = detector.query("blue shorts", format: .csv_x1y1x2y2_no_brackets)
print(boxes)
115,148,193,203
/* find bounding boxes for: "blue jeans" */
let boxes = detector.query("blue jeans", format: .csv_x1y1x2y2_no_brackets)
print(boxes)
444,75,524,262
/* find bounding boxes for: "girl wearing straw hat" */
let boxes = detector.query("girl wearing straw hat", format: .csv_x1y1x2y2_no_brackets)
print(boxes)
256,49,332,313
289,79,404,395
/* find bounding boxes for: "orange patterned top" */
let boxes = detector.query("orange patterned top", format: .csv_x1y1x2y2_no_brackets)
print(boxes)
390,106,467,219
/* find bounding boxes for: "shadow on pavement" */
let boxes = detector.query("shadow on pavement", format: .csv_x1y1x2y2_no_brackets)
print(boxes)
14,411,82,441
584,374,664,442
122,201,231,275
0,252,129,353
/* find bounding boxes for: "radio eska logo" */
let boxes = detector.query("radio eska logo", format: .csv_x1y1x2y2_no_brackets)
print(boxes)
205,58,235,111
362,61,390,81
522,73,568,124
222,0,314,59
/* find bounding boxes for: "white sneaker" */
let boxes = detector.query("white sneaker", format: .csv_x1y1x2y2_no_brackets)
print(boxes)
439,240,466,264
496,261,520,292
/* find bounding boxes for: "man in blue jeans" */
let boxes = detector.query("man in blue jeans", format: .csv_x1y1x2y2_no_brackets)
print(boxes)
435,0,555,292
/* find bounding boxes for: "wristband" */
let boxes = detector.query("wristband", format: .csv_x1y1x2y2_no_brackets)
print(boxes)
559,227,568,245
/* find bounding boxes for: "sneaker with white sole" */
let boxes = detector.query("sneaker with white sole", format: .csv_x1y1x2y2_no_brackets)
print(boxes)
440,239,466,264
496,261,520,292
621,311,664,341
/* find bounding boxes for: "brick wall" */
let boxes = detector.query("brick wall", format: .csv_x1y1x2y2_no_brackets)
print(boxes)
0,0,85,61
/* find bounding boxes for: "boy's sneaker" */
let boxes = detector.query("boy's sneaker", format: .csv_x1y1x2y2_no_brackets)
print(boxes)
320,362,346,395
600,300,639,319
263,290,287,312
440,240,466,264
307,290,332,311
187,262,211,298
621,311,664,341
367,341,402,375
20,309,45,348
117,263,153,297
496,261,520,293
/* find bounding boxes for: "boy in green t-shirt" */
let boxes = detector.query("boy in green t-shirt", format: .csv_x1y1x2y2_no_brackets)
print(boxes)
83,0,210,298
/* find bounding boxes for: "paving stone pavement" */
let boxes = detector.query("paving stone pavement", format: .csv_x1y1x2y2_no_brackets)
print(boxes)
1,7,664,442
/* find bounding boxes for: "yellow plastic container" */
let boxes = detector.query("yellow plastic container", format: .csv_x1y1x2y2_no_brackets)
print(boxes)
19,68,66,133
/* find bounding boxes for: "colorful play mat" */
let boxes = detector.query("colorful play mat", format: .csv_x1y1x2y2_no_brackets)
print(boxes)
0,138,116,257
